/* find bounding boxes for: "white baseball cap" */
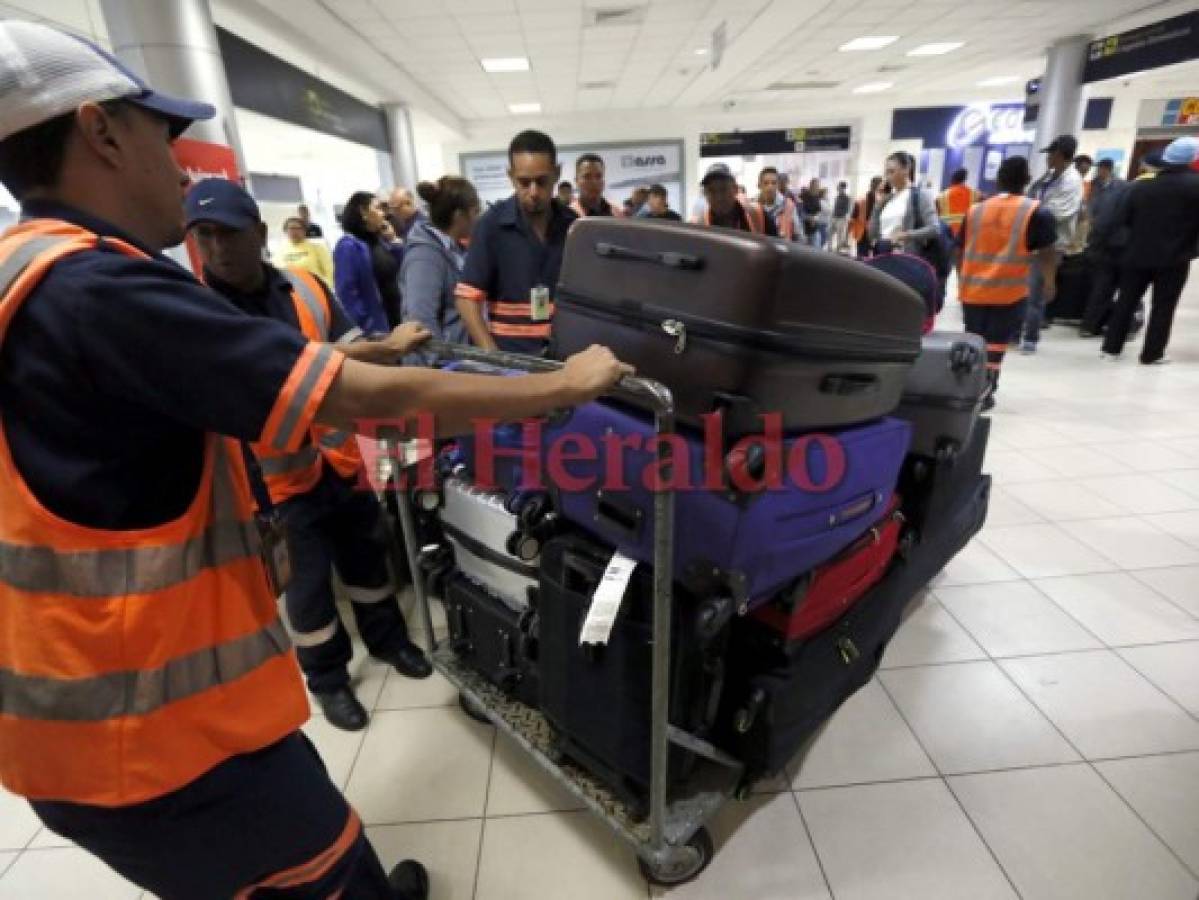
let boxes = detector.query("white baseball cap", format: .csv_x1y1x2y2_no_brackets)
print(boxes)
0,20,215,143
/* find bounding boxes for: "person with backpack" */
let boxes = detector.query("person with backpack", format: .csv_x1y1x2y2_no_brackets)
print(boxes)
869,151,951,300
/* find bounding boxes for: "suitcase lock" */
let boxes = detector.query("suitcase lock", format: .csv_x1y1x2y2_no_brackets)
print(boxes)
661,319,687,354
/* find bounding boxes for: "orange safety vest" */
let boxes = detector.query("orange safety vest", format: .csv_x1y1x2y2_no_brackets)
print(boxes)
453,282,553,341
760,195,797,240
938,184,980,238
959,195,1040,306
700,202,767,234
0,220,308,806
250,267,363,505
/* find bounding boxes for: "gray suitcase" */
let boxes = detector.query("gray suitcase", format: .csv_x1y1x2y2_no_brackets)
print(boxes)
895,331,988,460
439,477,540,611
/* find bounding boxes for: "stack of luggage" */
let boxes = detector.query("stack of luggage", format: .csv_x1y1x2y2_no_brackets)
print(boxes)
422,218,994,800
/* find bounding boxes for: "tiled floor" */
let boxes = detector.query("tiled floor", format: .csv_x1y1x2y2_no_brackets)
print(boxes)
6,290,1199,898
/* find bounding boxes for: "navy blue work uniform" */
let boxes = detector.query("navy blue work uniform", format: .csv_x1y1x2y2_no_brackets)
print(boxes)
455,195,577,355
206,265,416,695
4,201,398,898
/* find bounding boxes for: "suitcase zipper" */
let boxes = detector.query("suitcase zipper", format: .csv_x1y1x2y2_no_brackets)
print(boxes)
557,290,920,363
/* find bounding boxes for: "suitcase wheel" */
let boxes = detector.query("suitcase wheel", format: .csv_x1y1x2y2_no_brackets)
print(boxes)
733,687,768,734
934,440,959,465
638,827,713,887
506,531,542,562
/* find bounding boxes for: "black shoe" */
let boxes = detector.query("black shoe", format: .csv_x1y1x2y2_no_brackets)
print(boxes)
313,686,369,731
981,394,996,412
377,641,433,680
389,859,429,900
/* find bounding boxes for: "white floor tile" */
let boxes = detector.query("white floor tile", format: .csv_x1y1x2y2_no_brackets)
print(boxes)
1076,473,1199,515
988,419,1074,450
301,713,366,791
345,707,495,825
0,856,13,881
1119,642,1199,717
978,450,1059,484
1091,441,1198,473
1021,445,1132,478
366,819,483,900
24,830,71,851
791,680,935,788
1130,565,1199,618
1096,752,1199,877
1002,481,1123,522
1066,517,1199,570
798,780,1016,900
475,812,647,900
936,581,1103,657
981,487,1045,527
979,523,1118,579
1143,510,1199,549
651,793,830,900
0,788,40,851
0,848,143,900
880,662,1079,774
881,594,988,668
1044,419,1130,444
950,764,1199,900
1032,573,1199,646
1156,470,1199,500
932,539,1022,587
1000,651,1199,759
485,732,585,817
375,667,459,711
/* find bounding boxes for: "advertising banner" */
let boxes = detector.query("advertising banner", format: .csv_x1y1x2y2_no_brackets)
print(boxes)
462,139,685,212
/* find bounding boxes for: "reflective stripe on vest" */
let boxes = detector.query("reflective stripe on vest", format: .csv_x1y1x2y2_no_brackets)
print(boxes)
959,196,1038,306
281,268,328,337
0,220,308,805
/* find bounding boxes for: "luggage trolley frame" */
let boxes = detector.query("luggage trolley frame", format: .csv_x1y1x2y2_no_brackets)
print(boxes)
391,341,743,886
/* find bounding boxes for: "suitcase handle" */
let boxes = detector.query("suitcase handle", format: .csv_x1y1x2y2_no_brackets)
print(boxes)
595,242,704,271
819,373,879,396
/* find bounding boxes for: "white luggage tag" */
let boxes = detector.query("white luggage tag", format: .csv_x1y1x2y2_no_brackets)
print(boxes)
579,550,638,646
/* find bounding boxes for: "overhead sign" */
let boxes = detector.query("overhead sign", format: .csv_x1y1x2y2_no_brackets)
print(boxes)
1084,11,1199,83
699,126,852,157
461,140,685,210
946,104,1035,149
216,28,389,151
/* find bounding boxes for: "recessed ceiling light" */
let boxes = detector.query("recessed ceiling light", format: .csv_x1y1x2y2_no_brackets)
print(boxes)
482,57,530,73
695,47,709,55
508,102,542,114
853,81,894,93
907,42,964,56
977,75,1021,87
839,36,899,52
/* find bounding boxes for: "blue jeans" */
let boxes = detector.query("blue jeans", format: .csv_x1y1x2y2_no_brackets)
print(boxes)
1022,253,1058,345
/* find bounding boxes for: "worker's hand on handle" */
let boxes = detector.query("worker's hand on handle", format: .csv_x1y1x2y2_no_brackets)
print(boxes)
559,344,635,404
380,322,432,356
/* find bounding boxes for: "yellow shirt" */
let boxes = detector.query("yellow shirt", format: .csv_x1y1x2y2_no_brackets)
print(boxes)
274,240,334,285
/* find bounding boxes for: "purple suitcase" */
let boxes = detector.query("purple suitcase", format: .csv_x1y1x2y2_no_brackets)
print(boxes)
540,402,911,608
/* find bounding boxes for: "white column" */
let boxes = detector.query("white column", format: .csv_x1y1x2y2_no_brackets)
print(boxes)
383,103,420,190
1031,35,1091,178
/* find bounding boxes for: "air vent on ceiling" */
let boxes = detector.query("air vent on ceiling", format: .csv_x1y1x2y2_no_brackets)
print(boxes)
766,80,841,90
585,5,647,27
579,80,616,90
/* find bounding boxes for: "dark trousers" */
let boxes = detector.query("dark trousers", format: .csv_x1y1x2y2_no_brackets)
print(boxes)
1102,263,1190,362
280,469,411,693
1081,255,1121,334
32,733,397,899
964,302,1023,393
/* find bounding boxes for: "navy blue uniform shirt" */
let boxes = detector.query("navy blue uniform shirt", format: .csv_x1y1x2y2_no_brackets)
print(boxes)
206,263,357,343
458,196,577,355
0,201,330,529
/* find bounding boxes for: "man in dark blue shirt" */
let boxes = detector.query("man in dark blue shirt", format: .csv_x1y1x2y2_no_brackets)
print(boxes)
455,129,577,355
185,178,434,733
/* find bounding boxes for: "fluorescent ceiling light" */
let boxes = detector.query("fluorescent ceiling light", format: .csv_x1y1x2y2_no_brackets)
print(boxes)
482,57,530,73
695,47,709,55
853,81,894,94
977,75,1021,87
839,36,898,52
508,102,542,114
907,41,963,56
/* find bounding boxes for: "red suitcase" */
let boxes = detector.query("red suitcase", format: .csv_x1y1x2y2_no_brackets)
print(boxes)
750,498,904,642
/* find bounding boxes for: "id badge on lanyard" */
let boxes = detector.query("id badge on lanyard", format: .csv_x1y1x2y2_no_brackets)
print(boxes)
530,284,551,322
257,513,292,596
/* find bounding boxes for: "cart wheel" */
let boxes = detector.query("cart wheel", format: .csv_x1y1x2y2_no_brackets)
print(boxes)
639,828,714,887
458,693,490,725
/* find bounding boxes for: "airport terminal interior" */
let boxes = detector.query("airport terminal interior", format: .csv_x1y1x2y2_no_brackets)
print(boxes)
1,0,1199,897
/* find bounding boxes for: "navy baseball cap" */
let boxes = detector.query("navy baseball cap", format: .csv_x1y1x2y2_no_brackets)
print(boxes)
0,20,215,141
184,178,261,229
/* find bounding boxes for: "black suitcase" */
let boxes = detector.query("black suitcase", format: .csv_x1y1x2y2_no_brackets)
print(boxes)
721,472,991,779
899,415,990,540
444,572,540,707
1046,252,1090,323
537,533,732,809
896,331,988,459
552,218,925,436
